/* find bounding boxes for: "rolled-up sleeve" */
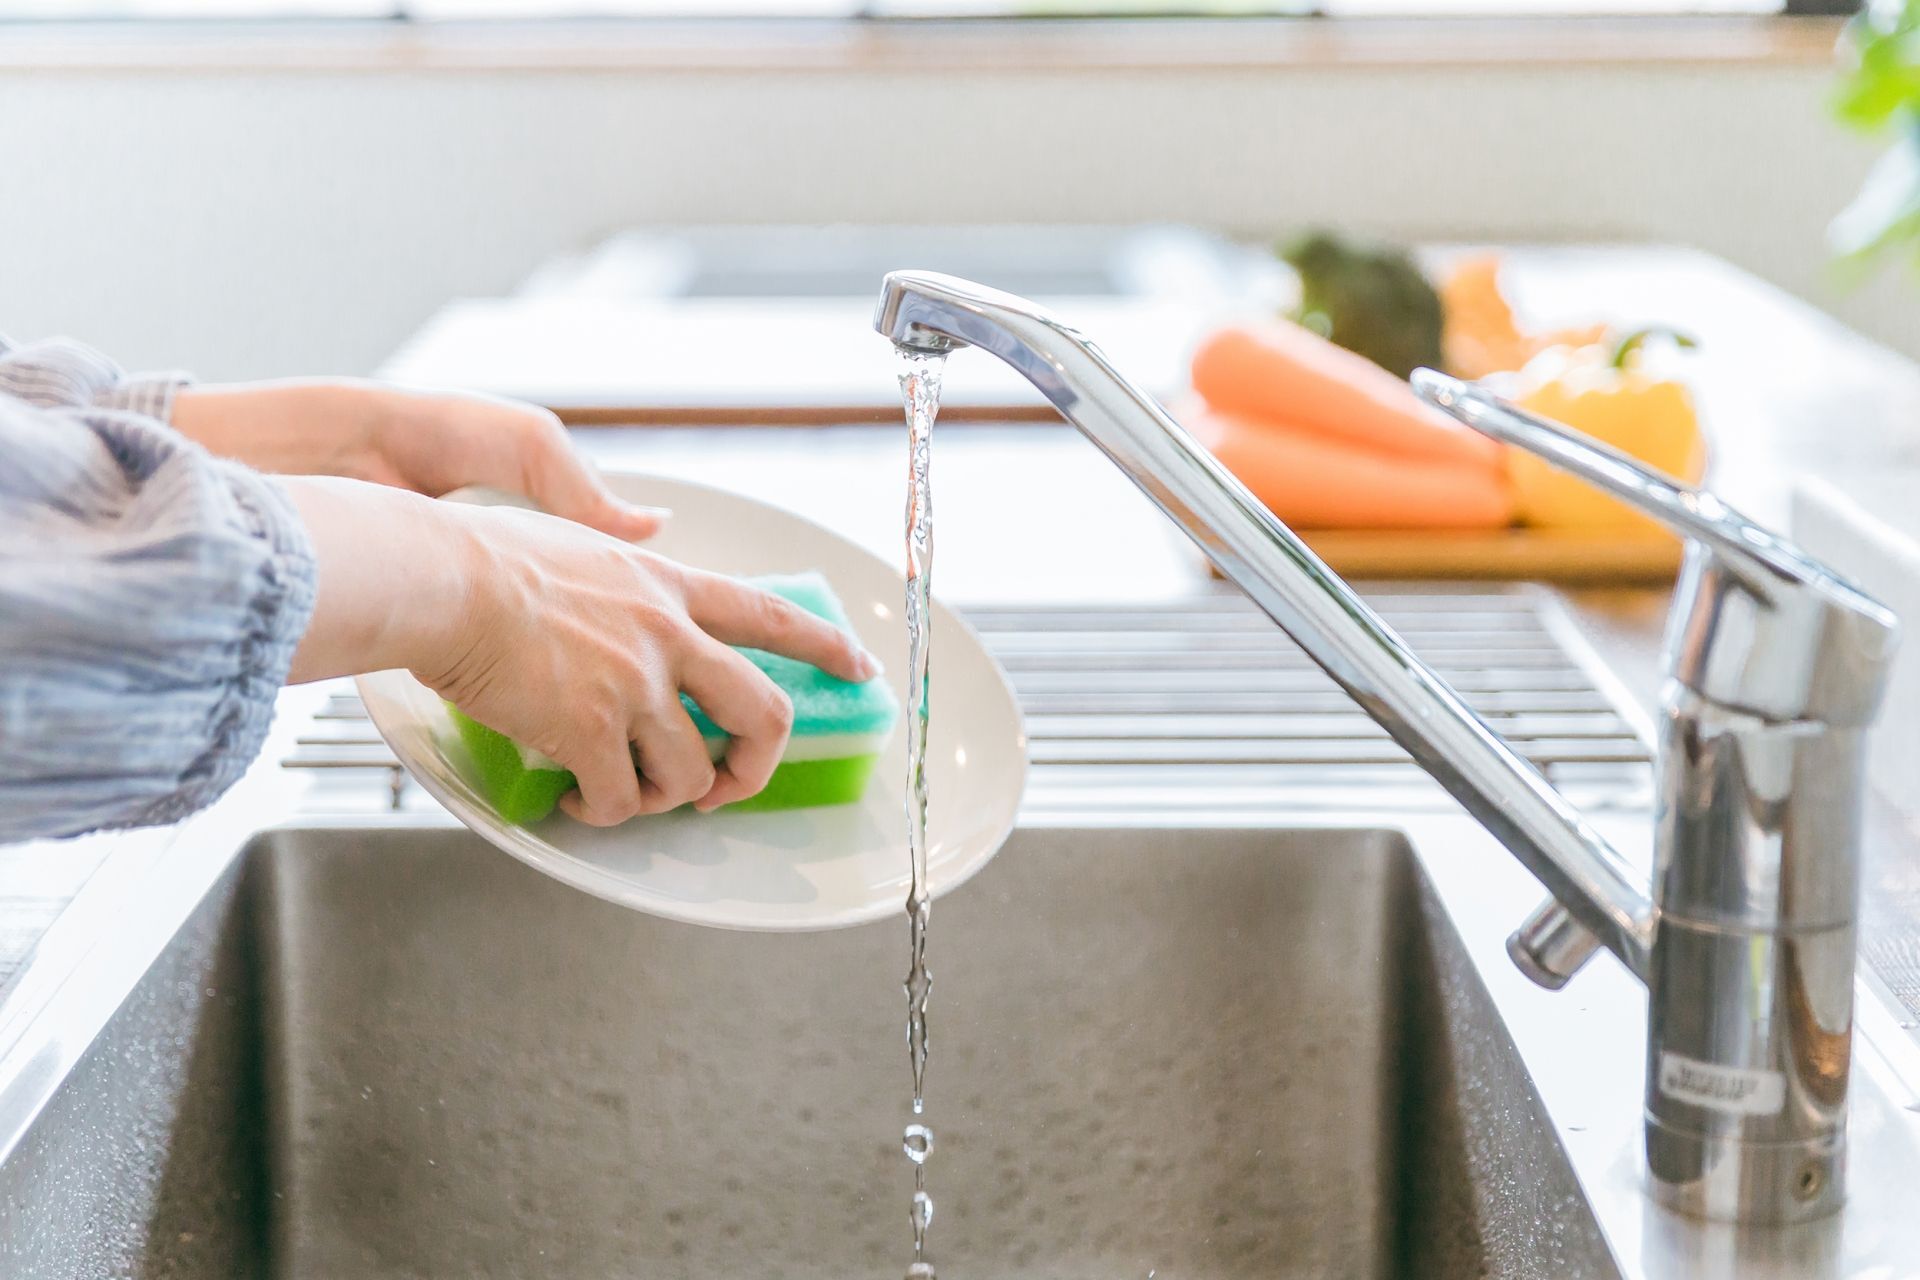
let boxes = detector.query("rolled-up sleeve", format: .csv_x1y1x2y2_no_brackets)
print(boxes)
0,337,317,843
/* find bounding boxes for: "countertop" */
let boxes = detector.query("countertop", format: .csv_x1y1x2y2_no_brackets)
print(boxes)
13,242,1920,1000
8,243,1920,1276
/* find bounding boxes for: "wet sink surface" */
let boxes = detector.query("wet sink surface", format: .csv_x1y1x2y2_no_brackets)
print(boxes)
1,825,1618,1279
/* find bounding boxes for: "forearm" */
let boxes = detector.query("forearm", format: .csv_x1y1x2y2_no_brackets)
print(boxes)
172,380,386,478
281,476,476,685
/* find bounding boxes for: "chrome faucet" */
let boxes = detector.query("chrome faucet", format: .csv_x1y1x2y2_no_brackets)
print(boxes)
874,270,1897,1226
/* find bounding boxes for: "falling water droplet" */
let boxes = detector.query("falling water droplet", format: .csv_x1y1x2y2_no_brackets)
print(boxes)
912,1190,935,1231
906,1263,938,1280
903,1123,935,1164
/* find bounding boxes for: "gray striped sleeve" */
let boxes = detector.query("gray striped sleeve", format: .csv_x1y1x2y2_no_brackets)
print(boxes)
0,339,317,844
0,334,191,423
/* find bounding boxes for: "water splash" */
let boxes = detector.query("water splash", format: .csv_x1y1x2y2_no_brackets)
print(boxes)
898,347,945,1280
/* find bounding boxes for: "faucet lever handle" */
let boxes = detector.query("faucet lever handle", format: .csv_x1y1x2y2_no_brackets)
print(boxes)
1412,371,1817,607
1416,369,1895,730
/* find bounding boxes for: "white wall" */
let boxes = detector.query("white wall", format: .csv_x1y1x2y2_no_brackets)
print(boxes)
1,55,1908,380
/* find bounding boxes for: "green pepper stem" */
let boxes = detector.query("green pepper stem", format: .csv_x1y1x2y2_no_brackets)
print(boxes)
1610,326,1700,370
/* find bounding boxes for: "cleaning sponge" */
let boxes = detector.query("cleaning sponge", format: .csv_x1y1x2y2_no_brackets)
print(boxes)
446,572,898,823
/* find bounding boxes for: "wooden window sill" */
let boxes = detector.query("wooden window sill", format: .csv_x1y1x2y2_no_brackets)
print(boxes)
0,14,1847,74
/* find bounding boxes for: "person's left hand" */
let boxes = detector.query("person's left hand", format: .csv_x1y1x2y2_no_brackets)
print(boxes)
171,380,663,541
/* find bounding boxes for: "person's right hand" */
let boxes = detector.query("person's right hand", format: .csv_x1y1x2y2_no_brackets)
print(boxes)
282,477,881,819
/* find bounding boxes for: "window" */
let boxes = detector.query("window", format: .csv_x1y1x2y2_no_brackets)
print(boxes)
0,0,1842,26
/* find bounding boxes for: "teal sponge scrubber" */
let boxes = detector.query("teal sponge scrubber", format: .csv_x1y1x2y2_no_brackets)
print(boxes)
448,572,898,824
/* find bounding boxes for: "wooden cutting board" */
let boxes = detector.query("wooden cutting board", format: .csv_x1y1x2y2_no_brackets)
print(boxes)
1233,528,1684,583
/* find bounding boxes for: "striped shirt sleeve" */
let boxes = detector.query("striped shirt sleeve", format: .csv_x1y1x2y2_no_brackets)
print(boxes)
0,337,318,844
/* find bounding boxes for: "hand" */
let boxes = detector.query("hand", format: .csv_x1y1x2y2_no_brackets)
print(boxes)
174,380,661,541
283,478,881,819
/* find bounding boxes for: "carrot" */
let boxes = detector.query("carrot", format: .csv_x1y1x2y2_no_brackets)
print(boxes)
1191,320,1504,470
1184,403,1515,531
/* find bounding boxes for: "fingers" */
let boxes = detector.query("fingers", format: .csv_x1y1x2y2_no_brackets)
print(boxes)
589,498,671,543
414,390,668,540
683,570,880,685
680,641,795,812
629,697,717,815
556,736,644,828
507,407,670,541
556,703,714,823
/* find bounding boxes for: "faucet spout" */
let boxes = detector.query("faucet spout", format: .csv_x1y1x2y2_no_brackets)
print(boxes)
875,269,1657,978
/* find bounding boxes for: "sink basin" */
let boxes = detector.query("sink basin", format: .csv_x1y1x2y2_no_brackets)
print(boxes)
0,825,1617,1279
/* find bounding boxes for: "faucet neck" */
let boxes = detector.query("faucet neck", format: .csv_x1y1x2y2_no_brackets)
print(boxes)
873,269,1656,978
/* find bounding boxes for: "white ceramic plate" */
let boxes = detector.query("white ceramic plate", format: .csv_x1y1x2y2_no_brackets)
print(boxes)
357,472,1026,931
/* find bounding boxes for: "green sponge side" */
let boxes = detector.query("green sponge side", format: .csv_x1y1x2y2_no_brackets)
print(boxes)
723,753,884,813
452,709,575,825
444,571,896,824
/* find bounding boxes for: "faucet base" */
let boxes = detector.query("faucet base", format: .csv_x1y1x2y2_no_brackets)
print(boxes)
1645,1116,1845,1224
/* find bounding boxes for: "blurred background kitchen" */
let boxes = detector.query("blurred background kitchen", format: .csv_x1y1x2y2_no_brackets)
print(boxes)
1,0,1910,386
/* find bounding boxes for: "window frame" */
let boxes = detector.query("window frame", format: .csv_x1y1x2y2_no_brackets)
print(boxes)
0,11,1851,70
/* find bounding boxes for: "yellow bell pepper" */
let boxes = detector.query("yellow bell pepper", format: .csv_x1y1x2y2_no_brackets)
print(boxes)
1510,328,1707,535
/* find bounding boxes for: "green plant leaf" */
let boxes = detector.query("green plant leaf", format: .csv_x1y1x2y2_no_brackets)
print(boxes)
1831,128,1920,264
1832,1,1920,274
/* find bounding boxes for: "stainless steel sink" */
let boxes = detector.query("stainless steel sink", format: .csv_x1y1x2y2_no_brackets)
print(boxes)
0,823,1617,1279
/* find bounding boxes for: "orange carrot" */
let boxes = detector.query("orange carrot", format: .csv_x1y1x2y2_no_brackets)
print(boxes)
1185,403,1515,531
1191,321,1504,470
